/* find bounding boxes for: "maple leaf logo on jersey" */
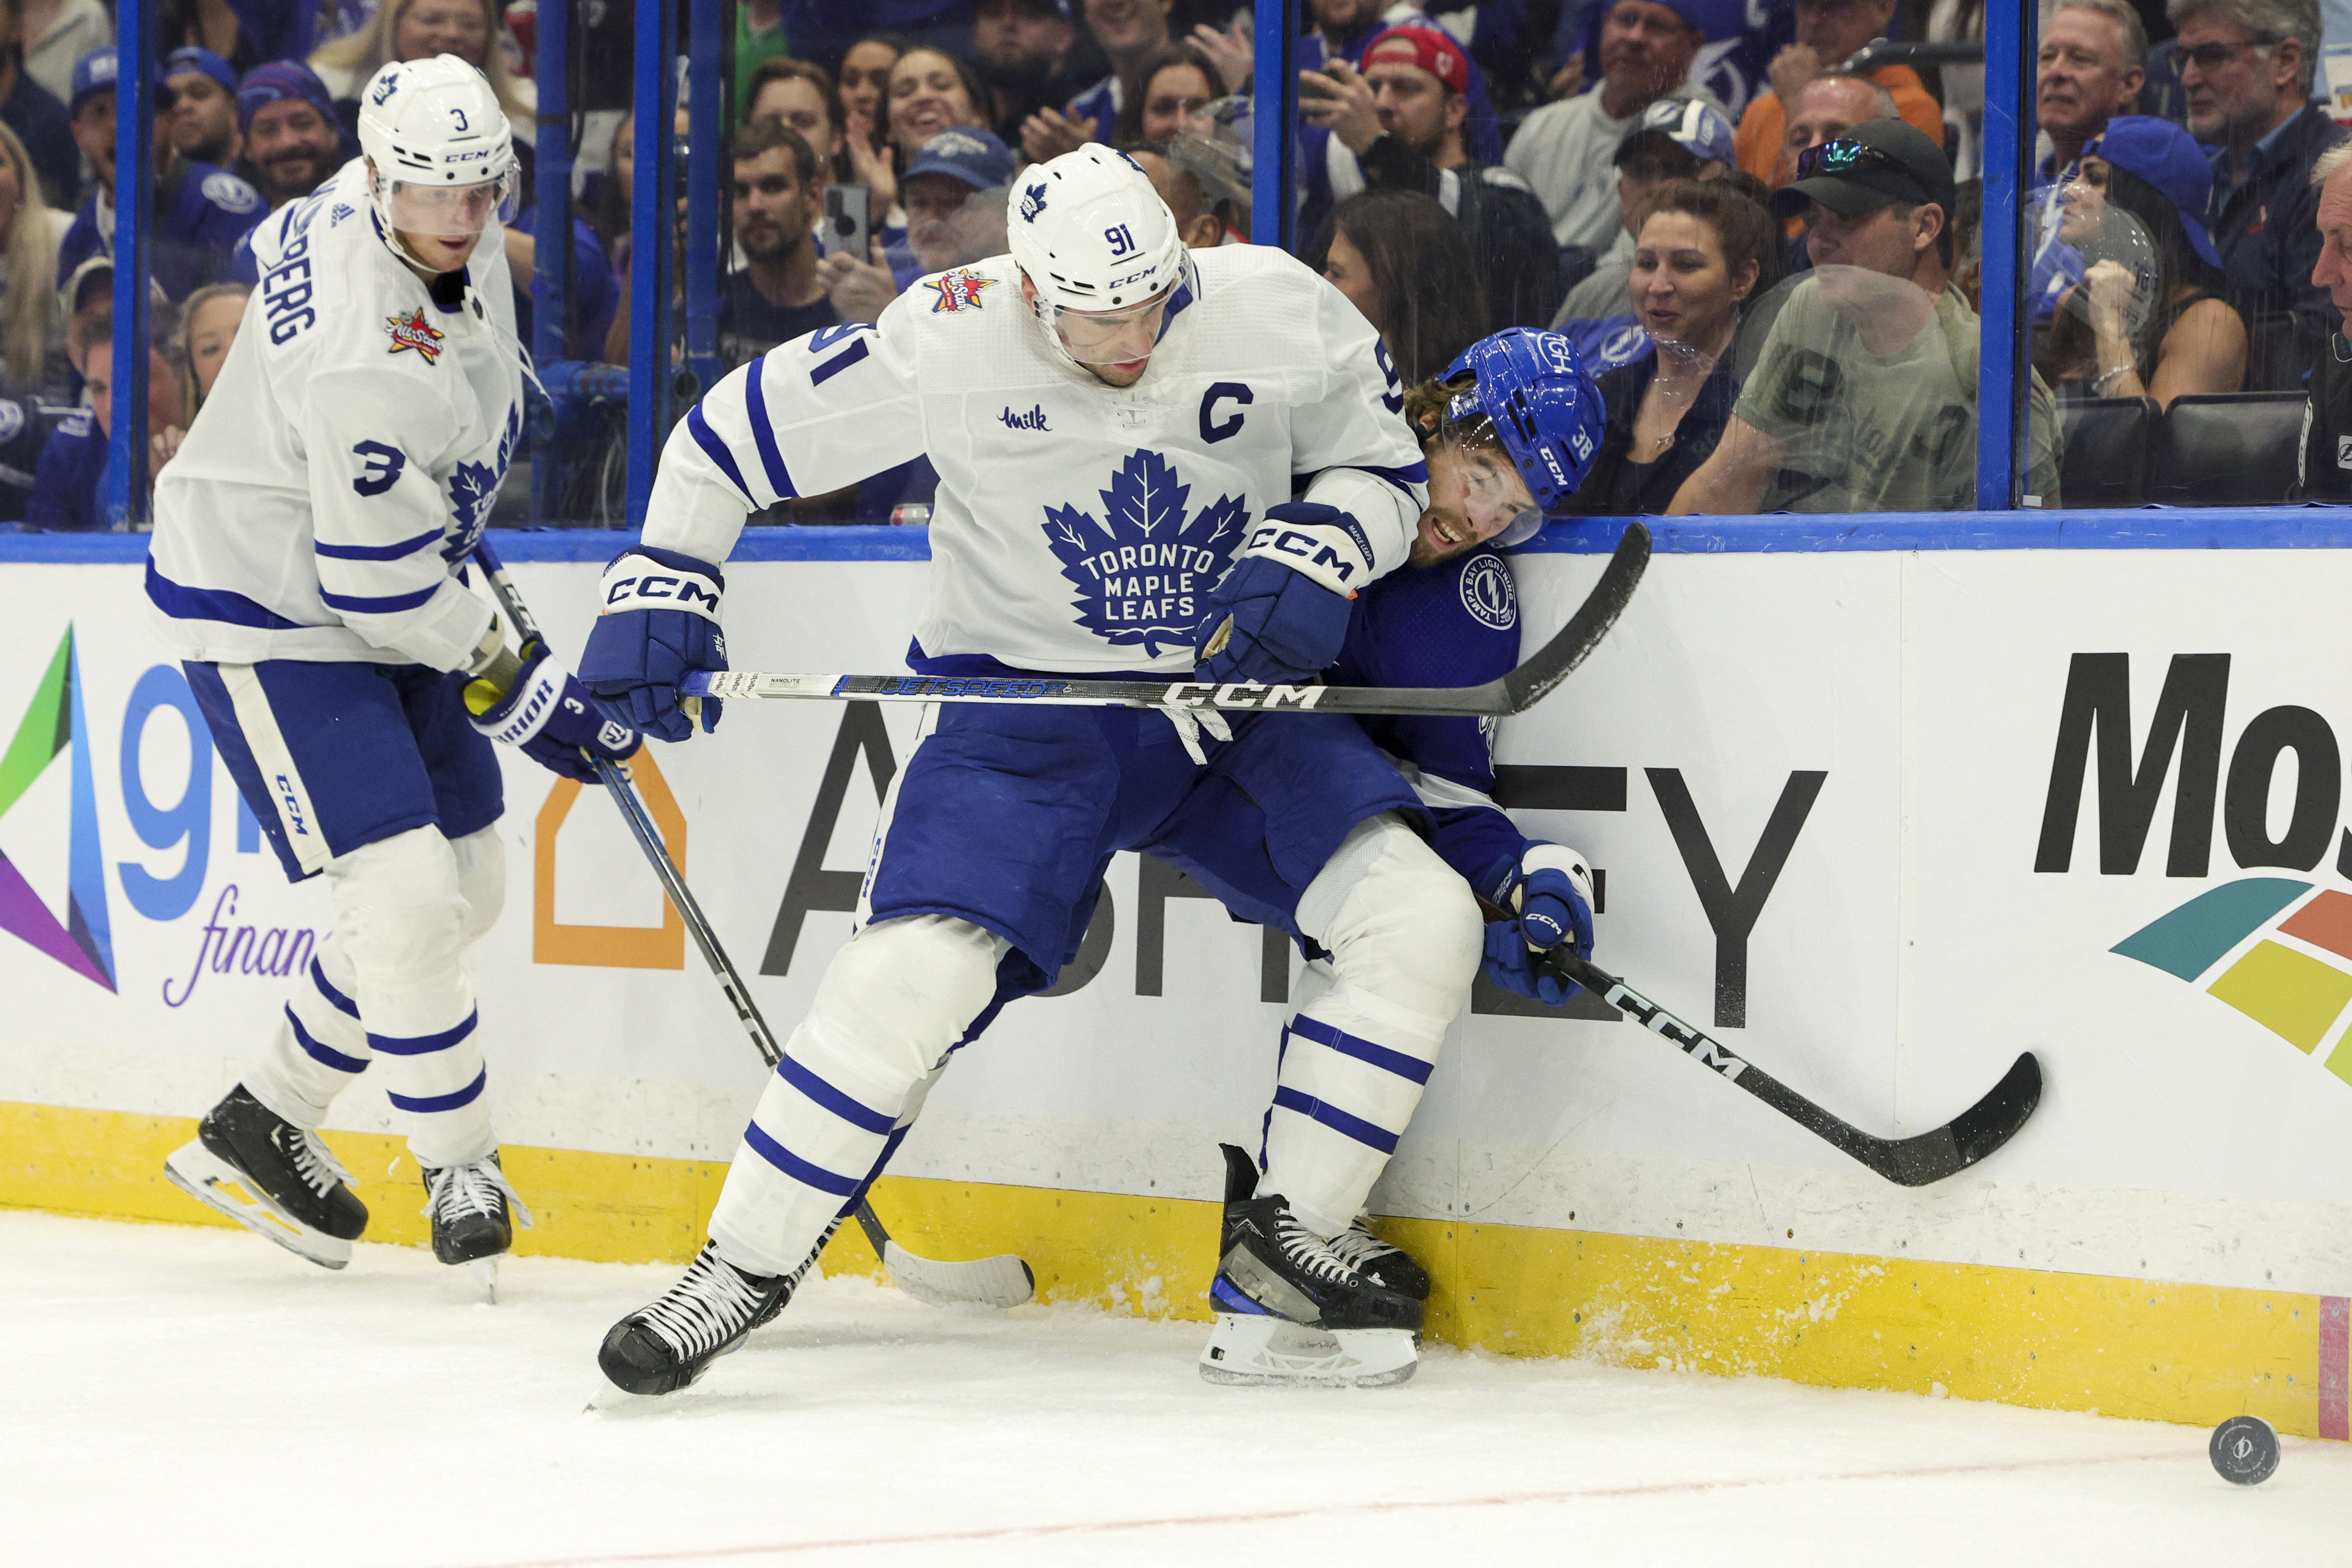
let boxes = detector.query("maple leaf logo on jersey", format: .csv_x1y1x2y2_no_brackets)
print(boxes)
443,402,521,558
1041,449,1247,655
926,270,995,313
386,308,445,364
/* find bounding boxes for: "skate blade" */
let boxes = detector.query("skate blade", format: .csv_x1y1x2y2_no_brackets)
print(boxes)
883,1241,1036,1309
163,1139,352,1270
1198,1313,1418,1388
469,1258,498,1304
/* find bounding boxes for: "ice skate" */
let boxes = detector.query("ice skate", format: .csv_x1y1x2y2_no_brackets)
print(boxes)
163,1085,368,1269
1327,1218,1432,1301
421,1152,533,1270
598,1237,826,1397
1200,1145,1423,1387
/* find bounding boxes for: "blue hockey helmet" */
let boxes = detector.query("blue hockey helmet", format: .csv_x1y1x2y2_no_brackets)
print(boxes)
1436,328,1605,545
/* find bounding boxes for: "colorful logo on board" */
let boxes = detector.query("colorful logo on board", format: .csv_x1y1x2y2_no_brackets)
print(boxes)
0,627,116,990
2112,878,2352,1082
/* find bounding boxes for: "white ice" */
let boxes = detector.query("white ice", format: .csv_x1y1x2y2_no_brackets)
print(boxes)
5,1209,2348,1567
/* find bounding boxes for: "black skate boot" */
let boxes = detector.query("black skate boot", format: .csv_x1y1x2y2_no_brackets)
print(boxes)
1201,1144,1423,1387
420,1151,533,1266
1328,1219,1432,1301
163,1085,368,1269
598,1236,828,1397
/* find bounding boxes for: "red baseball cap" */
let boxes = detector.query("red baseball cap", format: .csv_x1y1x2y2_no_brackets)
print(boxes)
1360,25,1469,94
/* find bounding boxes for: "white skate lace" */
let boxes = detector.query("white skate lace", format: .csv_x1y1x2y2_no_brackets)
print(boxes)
1324,1223,1400,1272
1274,1213,1357,1286
421,1158,537,1231
636,1245,778,1359
278,1127,355,1201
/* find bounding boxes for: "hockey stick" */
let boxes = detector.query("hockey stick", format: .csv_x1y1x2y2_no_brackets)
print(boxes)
681,519,1651,718
470,540,1034,1308
1539,950,2043,1187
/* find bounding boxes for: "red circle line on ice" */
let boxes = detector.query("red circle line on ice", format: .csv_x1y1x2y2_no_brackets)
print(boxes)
457,1447,2195,1567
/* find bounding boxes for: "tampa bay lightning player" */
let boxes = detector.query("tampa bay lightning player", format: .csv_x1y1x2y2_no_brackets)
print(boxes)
586,144,1489,1393
1262,328,1609,1304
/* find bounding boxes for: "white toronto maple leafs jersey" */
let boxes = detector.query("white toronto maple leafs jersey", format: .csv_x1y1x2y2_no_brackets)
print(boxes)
645,245,1429,673
146,157,522,670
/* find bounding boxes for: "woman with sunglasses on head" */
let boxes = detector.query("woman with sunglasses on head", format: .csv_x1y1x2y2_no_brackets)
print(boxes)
1565,178,1781,516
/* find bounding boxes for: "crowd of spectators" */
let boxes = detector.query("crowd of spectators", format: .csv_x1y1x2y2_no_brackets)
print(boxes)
20,0,2352,532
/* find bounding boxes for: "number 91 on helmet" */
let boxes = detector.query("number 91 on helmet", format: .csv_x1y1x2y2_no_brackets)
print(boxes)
356,54,519,266
1006,146,1194,373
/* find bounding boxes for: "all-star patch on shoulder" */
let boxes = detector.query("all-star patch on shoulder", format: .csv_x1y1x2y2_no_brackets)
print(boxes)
927,270,996,313
386,308,446,364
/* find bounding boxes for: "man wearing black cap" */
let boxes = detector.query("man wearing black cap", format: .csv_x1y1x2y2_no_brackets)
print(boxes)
1670,117,2058,515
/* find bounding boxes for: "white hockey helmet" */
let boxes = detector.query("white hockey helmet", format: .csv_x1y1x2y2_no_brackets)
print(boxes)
1005,145,1192,368
356,54,517,267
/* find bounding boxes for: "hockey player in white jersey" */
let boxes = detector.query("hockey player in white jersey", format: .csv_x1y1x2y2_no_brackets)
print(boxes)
585,146,1483,1393
145,56,640,1276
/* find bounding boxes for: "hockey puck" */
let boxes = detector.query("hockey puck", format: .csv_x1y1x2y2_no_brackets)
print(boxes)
2209,1416,2279,1485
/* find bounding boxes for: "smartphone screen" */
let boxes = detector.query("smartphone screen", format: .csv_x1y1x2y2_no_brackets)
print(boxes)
824,185,871,261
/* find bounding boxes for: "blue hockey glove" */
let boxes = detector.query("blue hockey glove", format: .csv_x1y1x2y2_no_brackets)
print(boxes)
579,546,727,743
1478,844,1596,1005
467,641,642,783
1193,502,1371,685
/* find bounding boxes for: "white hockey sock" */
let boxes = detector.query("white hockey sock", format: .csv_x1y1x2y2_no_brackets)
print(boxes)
329,826,493,1169
243,941,371,1129
709,915,1006,1278
1260,983,1446,1238
1260,815,1479,1238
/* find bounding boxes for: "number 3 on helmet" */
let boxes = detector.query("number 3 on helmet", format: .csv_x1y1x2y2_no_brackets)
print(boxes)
356,54,518,262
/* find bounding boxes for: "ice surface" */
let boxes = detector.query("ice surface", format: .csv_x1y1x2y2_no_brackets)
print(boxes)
4,1209,2347,1567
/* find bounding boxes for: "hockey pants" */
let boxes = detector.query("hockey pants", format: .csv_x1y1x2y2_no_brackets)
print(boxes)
705,814,1480,1276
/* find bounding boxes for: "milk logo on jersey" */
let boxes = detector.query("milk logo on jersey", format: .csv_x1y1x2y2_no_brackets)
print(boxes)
386,308,446,363
1043,448,1247,654
1001,404,1050,431
927,270,995,313
1019,181,1048,222
1459,554,1516,631
444,402,521,556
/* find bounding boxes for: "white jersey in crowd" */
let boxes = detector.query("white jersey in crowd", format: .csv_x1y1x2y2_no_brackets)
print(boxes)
147,157,524,672
645,245,1429,674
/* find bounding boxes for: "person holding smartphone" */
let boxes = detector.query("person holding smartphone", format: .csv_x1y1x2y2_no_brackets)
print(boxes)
721,118,842,369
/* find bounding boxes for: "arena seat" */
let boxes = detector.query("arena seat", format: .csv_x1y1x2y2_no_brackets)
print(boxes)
2056,396,2155,508
2147,392,2308,507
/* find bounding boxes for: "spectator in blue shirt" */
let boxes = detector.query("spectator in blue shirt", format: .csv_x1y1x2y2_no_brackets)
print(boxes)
59,50,267,302
164,47,242,168
28,300,184,529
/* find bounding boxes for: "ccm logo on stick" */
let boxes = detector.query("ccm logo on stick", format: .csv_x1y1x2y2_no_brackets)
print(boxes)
1162,683,1325,710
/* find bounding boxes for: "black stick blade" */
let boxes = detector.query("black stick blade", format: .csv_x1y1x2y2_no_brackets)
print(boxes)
1503,520,1649,714
1884,1051,2043,1187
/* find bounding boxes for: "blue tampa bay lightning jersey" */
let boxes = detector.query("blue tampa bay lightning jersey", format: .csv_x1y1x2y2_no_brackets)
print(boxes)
1330,542,1534,896
642,244,1429,674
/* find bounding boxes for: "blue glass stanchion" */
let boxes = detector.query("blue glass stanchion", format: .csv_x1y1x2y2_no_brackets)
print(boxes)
104,17,154,529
